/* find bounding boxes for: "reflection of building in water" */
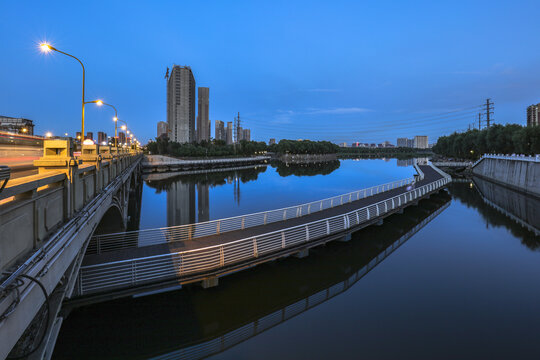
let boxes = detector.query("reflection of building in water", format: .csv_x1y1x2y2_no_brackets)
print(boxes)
167,181,196,227
167,181,211,226
197,183,210,223
233,176,241,205
397,159,414,167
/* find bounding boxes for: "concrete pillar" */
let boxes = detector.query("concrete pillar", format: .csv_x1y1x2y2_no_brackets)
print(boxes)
338,233,352,242
201,277,219,289
295,249,309,258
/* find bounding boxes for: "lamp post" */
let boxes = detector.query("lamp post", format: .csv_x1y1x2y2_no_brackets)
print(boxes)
92,101,119,147
40,43,88,140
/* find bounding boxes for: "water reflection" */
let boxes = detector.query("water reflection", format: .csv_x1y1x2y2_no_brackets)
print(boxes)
448,180,540,249
146,166,267,226
53,192,451,360
270,160,340,177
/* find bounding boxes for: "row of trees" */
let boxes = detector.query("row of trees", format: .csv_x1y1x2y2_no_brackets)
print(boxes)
146,138,267,157
147,138,339,157
269,139,339,154
433,124,540,160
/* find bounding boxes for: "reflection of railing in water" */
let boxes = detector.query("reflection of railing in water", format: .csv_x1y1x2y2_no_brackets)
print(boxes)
149,201,451,360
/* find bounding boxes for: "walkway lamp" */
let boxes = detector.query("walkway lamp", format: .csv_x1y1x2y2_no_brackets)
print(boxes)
40,42,88,140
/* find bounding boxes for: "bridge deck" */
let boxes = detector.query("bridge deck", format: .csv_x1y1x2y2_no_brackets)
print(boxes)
83,165,443,267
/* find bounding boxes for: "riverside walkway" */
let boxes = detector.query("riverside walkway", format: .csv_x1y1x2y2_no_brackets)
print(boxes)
76,163,450,298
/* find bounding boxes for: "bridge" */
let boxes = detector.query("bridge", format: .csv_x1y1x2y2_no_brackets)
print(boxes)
0,140,143,359
74,161,450,301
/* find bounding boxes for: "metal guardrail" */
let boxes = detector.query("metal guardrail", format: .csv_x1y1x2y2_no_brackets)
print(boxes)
148,201,450,360
79,165,449,295
472,153,540,167
431,161,473,167
88,175,419,254
0,165,10,193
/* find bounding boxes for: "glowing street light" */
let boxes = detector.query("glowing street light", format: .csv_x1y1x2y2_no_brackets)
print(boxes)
45,132,52,138
39,42,89,140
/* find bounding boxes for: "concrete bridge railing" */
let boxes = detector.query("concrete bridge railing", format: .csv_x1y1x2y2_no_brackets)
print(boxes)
0,140,142,274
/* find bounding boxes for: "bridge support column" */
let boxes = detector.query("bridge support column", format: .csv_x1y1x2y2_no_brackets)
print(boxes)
338,233,352,242
295,249,309,258
201,277,219,289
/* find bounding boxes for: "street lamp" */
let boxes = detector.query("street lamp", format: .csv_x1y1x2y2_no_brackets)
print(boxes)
87,99,119,147
40,42,88,140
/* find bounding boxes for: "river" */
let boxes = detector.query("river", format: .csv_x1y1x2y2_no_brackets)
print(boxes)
53,159,540,359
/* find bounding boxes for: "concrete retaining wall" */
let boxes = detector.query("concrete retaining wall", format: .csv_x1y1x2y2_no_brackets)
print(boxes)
472,157,540,197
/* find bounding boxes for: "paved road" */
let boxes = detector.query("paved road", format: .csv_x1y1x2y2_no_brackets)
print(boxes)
83,165,444,266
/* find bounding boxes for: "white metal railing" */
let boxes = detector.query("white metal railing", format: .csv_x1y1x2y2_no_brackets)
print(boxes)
473,153,540,167
88,173,421,254
431,161,473,167
148,201,450,360
79,165,449,295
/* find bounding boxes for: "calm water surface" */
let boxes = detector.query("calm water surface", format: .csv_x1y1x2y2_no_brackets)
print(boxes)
54,159,540,360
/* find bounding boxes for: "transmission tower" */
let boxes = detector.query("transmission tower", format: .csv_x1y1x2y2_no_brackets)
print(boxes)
484,99,494,127
233,112,241,144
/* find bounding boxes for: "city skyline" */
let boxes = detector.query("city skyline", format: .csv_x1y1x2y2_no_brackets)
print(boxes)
2,1,540,144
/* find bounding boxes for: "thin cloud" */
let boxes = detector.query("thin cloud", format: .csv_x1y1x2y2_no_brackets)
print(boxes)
307,107,372,115
305,88,341,93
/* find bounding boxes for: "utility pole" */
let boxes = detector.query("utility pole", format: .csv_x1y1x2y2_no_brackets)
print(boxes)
233,112,241,144
478,113,482,130
484,98,494,127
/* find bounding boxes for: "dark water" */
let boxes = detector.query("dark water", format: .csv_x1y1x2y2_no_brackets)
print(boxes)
54,159,540,360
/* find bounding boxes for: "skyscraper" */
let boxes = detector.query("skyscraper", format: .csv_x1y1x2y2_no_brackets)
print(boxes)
167,65,195,143
197,87,210,142
157,121,168,138
215,120,225,141
527,104,540,127
226,121,233,145
97,131,107,144
242,129,251,142
397,138,408,147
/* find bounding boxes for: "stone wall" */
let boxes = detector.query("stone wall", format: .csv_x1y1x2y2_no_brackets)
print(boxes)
472,157,540,197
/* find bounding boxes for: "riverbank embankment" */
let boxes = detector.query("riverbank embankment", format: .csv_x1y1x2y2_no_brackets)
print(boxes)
472,154,540,197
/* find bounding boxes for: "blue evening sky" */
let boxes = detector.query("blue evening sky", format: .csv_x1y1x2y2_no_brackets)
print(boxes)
1,0,540,144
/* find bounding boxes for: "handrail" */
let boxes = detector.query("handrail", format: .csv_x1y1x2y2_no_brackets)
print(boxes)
88,173,419,253
473,153,540,168
79,164,450,295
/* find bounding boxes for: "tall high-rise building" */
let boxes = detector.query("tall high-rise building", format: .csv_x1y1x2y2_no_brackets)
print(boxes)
527,104,540,127
118,132,126,144
167,65,195,143
197,87,210,142
157,121,168,138
226,121,233,145
86,132,93,141
97,131,107,144
414,136,429,149
215,120,225,141
242,129,251,142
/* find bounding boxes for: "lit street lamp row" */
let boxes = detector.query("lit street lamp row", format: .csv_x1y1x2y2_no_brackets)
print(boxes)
39,43,140,148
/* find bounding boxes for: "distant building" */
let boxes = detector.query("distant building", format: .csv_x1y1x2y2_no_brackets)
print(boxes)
157,121,168,138
269,138,276,145
215,120,225,141
97,131,107,144
167,65,196,143
0,116,35,135
118,132,127,145
76,132,82,140
383,141,393,147
407,139,414,148
236,126,243,142
197,87,210,142
86,132,93,141
226,121,233,145
527,104,540,127
414,136,429,149
242,129,251,142
339,142,347,147
397,138,408,147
